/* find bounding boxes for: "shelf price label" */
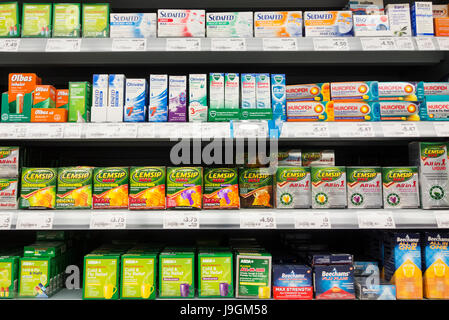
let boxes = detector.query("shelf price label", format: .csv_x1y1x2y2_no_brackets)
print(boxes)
137,124,155,138
358,211,395,229
112,38,146,51
0,124,18,139
163,212,200,229
63,123,83,139
435,213,449,228
232,121,268,138
294,213,331,229
25,124,64,139
90,213,127,229
437,37,449,51
433,123,449,137
283,122,330,138
361,37,396,50
166,38,201,51
46,38,81,52
211,38,246,51
415,37,436,51
16,212,54,230
0,212,12,230
201,123,231,138
0,39,20,52
313,38,349,51
382,122,419,137
394,37,414,51
240,213,276,229
338,123,375,138
263,38,297,51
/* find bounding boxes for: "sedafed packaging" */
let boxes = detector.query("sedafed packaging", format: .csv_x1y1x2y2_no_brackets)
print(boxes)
254,11,303,37
168,76,187,122
206,12,253,38
157,9,205,37
149,74,168,122
304,11,353,37
110,13,157,38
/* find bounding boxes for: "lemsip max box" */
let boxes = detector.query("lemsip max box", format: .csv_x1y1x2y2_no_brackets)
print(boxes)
92,74,108,108
225,73,239,109
273,264,313,300
148,74,168,122
129,166,166,210
411,2,434,36
379,101,421,121
52,3,81,37
422,232,449,299
206,12,253,38
0,146,19,178
0,2,19,37
331,81,379,101
92,167,129,209
203,168,239,209
346,167,382,209
108,74,125,109
386,3,412,36
302,150,335,167
168,76,187,122
304,11,353,37
124,78,147,122
332,101,380,121
271,74,286,118
157,10,205,37
0,179,18,209
82,4,109,38
382,167,420,209
378,82,423,101
210,73,225,109
22,4,52,37
110,13,157,38
286,101,333,121
69,82,92,122
254,11,303,37
311,167,347,209
166,167,202,209
276,167,311,209
256,74,270,109
286,83,330,102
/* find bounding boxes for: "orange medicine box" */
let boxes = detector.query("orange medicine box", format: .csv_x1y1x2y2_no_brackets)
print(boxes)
435,17,449,36
31,108,68,122
56,89,69,109
8,73,41,103
33,85,56,108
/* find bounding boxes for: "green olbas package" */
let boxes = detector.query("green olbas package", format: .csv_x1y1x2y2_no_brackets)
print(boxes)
203,168,239,209
198,250,233,298
159,250,195,298
56,167,93,209
235,250,272,299
83,254,120,300
0,2,19,37
52,3,81,37
19,168,57,209
0,255,19,299
82,3,109,38
21,3,52,38
166,167,203,209
239,167,273,208
120,252,157,300
129,166,166,210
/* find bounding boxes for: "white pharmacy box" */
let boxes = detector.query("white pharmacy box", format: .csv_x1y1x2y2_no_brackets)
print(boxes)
157,9,205,37
206,12,253,38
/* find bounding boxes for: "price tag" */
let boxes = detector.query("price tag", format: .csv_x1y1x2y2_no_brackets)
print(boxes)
382,122,419,137
211,38,246,51
294,213,331,229
358,211,395,229
0,39,20,52
240,213,276,229
85,124,110,139
166,38,201,51
111,124,137,138
0,124,18,139
437,37,449,50
233,121,268,138
263,38,297,51
284,122,330,138
201,123,230,138
63,123,83,138
90,213,127,229
338,123,375,138
16,212,54,230
46,38,81,52
313,38,349,51
0,212,12,230
394,37,414,50
25,124,64,139
137,124,155,138
433,123,449,137
435,213,449,228
112,38,146,51
361,37,396,50
163,212,200,229
416,37,436,51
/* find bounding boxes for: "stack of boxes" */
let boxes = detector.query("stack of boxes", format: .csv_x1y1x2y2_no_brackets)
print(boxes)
347,0,393,37
0,146,19,210
378,81,423,121
420,81,449,120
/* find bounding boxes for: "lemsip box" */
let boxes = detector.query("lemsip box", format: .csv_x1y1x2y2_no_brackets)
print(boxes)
124,79,147,122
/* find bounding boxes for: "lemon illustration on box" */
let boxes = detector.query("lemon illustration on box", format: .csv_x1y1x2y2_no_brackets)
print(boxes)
52,3,81,37
82,4,109,38
382,167,420,209
276,167,311,208
83,254,120,300
166,167,202,209
239,168,273,208
159,249,195,298
93,167,129,209
0,2,19,37
203,168,239,209
19,168,56,209
422,232,449,299
56,167,93,209
21,3,52,38
311,166,347,208
120,252,157,300
129,167,166,210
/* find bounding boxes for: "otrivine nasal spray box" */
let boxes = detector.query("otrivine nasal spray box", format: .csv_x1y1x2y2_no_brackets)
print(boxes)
168,76,187,122
149,74,168,122
157,10,205,37
256,74,271,109
304,11,353,37
0,2,19,37
206,12,253,38
189,74,207,122
386,3,412,36
331,81,379,101
108,74,125,109
22,3,52,37
411,2,434,36
254,12,303,37
209,73,224,109
225,73,239,109
92,74,108,108
422,232,449,299
271,74,286,118
286,83,330,102
110,13,157,38
124,78,147,122
241,74,256,109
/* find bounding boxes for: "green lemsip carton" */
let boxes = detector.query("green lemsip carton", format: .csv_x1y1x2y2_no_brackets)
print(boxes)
82,3,109,38
93,167,129,209
159,250,195,298
21,3,52,38
203,168,240,209
0,255,19,299
166,167,203,209
198,250,233,298
239,167,273,208
311,166,347,209
56,167,93,209
52,3,81,37
69,82,92,122
19,257,54,297
83,254,120,300
0,2,19,37
235,250,272,299
382,167,420,209
120,252,157,300
19,168,57,209
129,166,166,210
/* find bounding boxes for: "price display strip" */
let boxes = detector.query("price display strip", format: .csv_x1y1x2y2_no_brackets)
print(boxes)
232,121,268,138
0,39,20,52
16,211,54,230
240,212,276,229
435,213,449,228
415,37,436,51
0,212,12,230
313,38,349,51
112,38,146,51
201,123,231,139
46,38,81,52
211,38,246,51
263,38,297,51
163,212,200,229
361,37,396,50
284,122,330,138
433,123,449,137
338,123,375,138
90,212,127,229
358,211,396,229
382,122,419,137
166,38,201,51
294,212,331,229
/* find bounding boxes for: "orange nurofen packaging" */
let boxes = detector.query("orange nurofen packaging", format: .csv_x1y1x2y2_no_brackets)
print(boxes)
33,85,56,108
56,89,69,109
435,17,449,36
8,73,41,104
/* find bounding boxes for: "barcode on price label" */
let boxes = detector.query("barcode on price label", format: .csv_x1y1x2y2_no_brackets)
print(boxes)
112,38,146,51
416,37,436,51
358,211,395,229
240,213,276,229
0,212,12,230
46,38,81,52
164,212,200,229
294,213,331,229
263,38,297,51
90,213,127,229
16,212,54,230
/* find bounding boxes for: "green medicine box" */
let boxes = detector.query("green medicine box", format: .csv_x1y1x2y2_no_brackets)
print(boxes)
0,2,19,37
69,82,92,122
19,257,54,298
159,250,195,298
198,250,233,298
52,3,81,38
235,250,272,299
21,3,52,38
82,3,109,38
83,254,121,300
0,255,19,299
120,252,158,300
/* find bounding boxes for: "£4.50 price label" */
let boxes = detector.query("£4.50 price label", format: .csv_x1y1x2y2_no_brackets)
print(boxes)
240,213,276,229
90,213,127,229
16,212,54,230
313,38,349,51
163,212,200,229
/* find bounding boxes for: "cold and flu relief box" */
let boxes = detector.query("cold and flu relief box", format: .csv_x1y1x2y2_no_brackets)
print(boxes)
92,167,129,209
311,167,347,209
110,13,157,38
411,2,434,36
166,167,202,209
273,264,312,300
420,96,449,120
83,254,120,300
203,168,239,209
434,17,449,36
120,252,157,300
21,3,52,37
254,12,303,37
0,178,18,209
422,232,449,299
382,167,420,209
56,90,69,109
0,146,19,178
304,11,354,37
52,3,81,38
330,81,379,101
347,167,382,209
386,3,412,36
33,85,56,108
286,83,330,102
124,78,147,122
19,168,56,209
168,76,187,122
271,74,286,118
378,81,424,101
129,166,166,210
92,74,108,108
379,101,421,121
256,74,270,109
159,250,195,298
189,74,207,122
225,73,239,109
275,167,311,209
241,73,256,109
198,250,233,298
206,12,253,38
287,101,333,121
0,2,19,37
157,10,205,37
56,167,93,209
148,74,168,122
209,73,224,109
433,4,449,17
108,74,125,109
19,257,53,297
0,254,19,298
236,251,272,298
69,81,92,122
353,15,392,37
332,101,380,121
82,3,110,38
314,264,355,299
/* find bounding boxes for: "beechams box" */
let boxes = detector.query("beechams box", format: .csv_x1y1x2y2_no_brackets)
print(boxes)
157,10,205,37
422,232,449,299
206,12,253,38
0,2,19,37
159,250,195,298
273,264,313,300
330,81,379,101
254,11,303,37
314,265,355,299
198,250,233,298
382,167,420,209
304,11,354,37
203,168,239,209
166,167,202,209
148,74,168,122
110,13,157,38
129,167,166,210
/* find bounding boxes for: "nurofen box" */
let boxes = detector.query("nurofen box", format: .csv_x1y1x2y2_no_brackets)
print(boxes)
83,254,120,300
304,11,353,37
273,264,313,300
311,167,347,209
378,81,423,101
129,166,166,210
159,250,195,298
124,78,147,122
148,74,168,122
411,2,434,36
198,250,233,298
157,9,205,37
433,4,449,18
0,2,19,37
330,81,379,101
271,74,286,117
120,253,157,300
82,4,109,38
239,168,273,208
236,251,272,298
354,15,392,36
69,81,92,122
379,101,421,121
209,73,225,109
0,254,19,298
19,168,56,209
382,167,420,209
19,257,53,297
256,74,271,109
386,3,412,36
276,167,311,209
0,146,19,177
33,85,56,108
206,12,253,38
93,167,129,209
241,74,256,109
110,13,157,38
346,167,382,209
203,168,239,209
22,3,52,37
225,73,239,109
166,167,202,209
56,89,69,109
422,82,449,96
420,96,449,120
108,74,125,109
52,3,81,37
314,265,355,300
56,167,93,209
92,74,108,108
422,232,449,299
0,179,18,209
286,101,333,121
286,83,330,102
302,150,335,167
168,76,187,122
254,11,303,37
332,101,380,121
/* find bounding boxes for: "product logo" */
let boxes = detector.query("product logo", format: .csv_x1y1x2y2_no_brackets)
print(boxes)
350,193,364,206
10,74,33,82
112,14,140,22
208,14,235,22
350,168,378,182
0,181,12,190
430,185,445,200
315,192,328,206
132,167,164,183
385,169,414,182
306,12,333,20
279,169,307,181
321,268,351,278
23,169,55,184
0,150,12,159
380,102,417,113
205,169,236,184
95,168,127,183
387,193,400,206
256,13,283,20
423,146,445,158
316,168,342,181
169,168,200,183
159,11,187,19
241,170,270,184
59,169,91,184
